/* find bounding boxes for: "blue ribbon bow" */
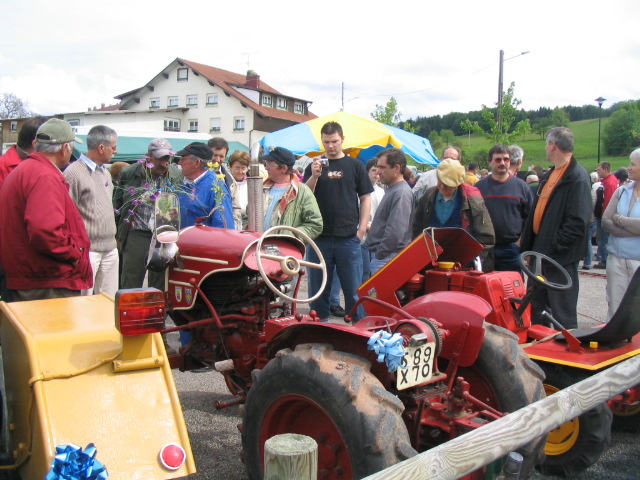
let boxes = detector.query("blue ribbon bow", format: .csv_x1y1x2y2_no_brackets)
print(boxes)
367,330,406,372
46,443,108,480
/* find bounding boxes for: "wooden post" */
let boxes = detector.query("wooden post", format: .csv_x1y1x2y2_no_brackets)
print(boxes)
264,433,318,480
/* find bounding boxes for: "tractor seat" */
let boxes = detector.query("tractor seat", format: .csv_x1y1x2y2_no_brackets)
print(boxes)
570,267,640,343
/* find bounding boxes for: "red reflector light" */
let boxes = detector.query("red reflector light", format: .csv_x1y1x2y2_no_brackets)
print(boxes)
115,288,165,336
159,443,186,470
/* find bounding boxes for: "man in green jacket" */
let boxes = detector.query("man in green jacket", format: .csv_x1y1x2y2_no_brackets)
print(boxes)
262,147,322,240
113,138,183,289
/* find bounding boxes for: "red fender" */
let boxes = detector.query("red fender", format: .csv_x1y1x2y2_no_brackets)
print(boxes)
393,291,490,367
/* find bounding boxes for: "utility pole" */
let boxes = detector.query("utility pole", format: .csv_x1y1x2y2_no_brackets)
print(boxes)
341,82,344,111
595,96,606,163
497,50,504,131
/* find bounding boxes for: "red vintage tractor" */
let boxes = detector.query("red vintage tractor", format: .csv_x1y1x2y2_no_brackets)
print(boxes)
357,227,640,478
157,224,547,479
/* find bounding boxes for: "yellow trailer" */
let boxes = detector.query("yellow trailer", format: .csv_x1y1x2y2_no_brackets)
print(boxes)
0,289,195,479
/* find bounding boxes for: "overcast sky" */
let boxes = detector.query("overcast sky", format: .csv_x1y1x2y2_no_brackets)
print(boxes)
2,0,637,123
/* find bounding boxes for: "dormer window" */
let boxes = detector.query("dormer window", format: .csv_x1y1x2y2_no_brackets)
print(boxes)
276,97,287,110
261,94,272,107
294,101,304,114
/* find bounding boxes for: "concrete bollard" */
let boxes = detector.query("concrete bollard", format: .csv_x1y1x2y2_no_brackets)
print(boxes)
264,433,318,480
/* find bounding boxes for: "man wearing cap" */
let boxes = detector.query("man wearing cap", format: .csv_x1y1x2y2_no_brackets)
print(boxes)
114,138,183,290
175,142,234,229
412,158,495,271
64,125,119,296
0,118,92,300
262,147,322,238
412,145,462,200
366,148,415,274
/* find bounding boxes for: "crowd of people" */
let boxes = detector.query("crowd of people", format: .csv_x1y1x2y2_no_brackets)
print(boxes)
0,118,637,332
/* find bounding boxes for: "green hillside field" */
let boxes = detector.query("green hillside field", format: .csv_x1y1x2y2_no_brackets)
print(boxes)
416,118,631,175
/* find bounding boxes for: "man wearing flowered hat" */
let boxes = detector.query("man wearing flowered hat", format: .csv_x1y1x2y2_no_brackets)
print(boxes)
113,138,183,289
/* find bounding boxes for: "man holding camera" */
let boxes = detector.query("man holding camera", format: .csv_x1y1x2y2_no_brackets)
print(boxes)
304,121,373,321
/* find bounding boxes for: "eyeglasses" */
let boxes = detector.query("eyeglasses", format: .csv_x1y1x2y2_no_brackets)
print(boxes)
492,156,510,163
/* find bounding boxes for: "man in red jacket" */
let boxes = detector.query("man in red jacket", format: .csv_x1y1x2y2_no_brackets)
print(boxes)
0,119,92,301
594,161,619,268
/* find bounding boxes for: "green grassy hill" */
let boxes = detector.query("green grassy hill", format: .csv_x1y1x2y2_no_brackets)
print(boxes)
420,118,630,174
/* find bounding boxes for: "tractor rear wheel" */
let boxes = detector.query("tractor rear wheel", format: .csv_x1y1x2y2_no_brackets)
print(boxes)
537,364,612,477
456,323,547,479
241,343,416,480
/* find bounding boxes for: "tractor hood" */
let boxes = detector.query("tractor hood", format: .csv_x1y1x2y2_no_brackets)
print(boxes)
422,227,484,267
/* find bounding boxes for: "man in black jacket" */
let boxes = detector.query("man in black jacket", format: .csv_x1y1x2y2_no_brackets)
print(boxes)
520,127,591,329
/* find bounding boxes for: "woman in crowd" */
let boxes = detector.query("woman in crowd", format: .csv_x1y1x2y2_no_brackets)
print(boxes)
602,149,640,320
228,150,250,229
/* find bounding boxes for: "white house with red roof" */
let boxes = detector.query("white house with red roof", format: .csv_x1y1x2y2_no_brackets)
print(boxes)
62,58,316,149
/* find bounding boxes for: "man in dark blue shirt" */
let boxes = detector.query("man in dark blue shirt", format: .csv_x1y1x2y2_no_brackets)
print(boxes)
476,144,533,271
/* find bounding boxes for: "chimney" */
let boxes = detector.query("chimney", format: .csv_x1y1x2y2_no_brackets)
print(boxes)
246,70,260,89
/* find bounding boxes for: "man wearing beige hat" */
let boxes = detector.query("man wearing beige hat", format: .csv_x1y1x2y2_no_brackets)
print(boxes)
0,118,92,300
114,138,183,289
412,158,495,270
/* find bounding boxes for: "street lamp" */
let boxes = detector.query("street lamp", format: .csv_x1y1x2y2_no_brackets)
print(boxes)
595,96,606,163
497,50,530,131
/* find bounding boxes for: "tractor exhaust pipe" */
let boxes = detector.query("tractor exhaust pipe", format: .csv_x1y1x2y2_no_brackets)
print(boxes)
247,142,264,232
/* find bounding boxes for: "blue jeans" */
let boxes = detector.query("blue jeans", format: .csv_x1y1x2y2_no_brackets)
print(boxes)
369,252,396,275
494,243,522,272
584,221,597,267
308,235,363,321
596,219,610,265
361,243,371,282
329,268,341,306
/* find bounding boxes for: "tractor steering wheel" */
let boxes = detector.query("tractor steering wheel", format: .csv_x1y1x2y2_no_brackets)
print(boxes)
255,226,327,303
519,251,572,291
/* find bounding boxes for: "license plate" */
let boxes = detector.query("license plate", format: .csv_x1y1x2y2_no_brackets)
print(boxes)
397,342,436,390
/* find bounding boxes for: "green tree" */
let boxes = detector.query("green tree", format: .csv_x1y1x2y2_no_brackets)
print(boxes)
603,102,640,155
371,96,402,126
531,118,554,139
551,107,570,126
439,129,456,145
459,82,531,144
428,131,443,151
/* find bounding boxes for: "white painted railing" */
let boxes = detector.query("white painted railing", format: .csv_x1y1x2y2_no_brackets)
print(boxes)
364,355,640,480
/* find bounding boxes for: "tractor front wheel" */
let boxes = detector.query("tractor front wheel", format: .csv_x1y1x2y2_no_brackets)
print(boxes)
537,364,612,477
241,343,416,480
456,323,547,479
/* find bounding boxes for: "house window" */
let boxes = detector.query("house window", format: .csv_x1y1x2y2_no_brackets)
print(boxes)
177,68,188,81
10,121,18,132
150,97,160,109
261,94,272,107
67,119,80,127
210,118,221,133
168,96,179,107
206,94,218,106
164,119,181,132
186,94,198,106
276,97,287,110
294,102,304,114
188,119,198,132
233,117,245,132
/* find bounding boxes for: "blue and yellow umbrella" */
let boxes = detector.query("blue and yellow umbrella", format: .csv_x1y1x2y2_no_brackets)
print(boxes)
260,111,439,166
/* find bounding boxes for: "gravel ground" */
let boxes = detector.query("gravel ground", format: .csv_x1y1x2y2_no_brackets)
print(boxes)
174,268,639,479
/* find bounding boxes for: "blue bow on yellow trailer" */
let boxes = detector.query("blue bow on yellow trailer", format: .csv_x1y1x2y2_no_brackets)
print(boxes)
260,111,439,166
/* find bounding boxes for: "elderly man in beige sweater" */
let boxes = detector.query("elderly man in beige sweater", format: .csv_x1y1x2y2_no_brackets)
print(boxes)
64,125,119,295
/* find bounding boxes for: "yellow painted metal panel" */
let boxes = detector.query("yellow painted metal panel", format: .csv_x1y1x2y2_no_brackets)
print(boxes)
0,294,195,479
